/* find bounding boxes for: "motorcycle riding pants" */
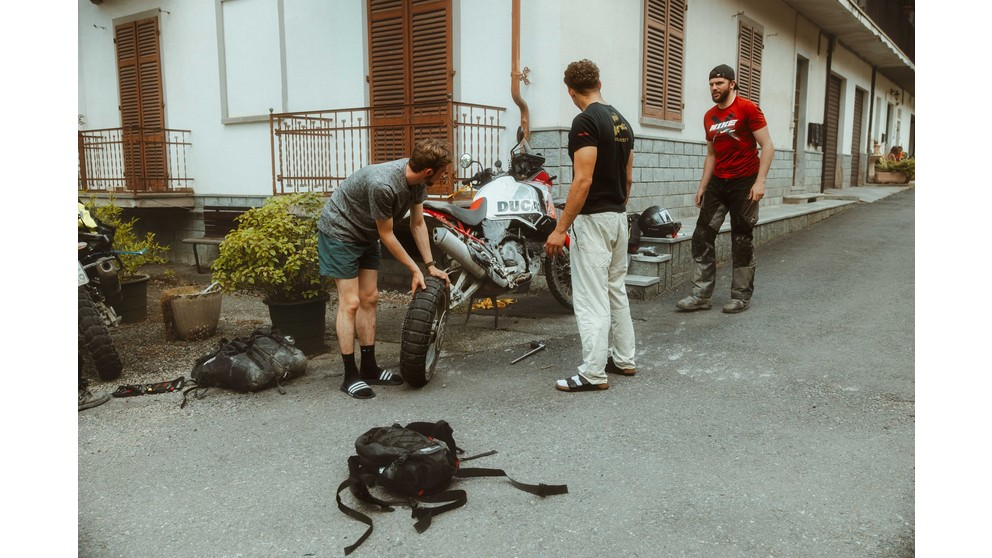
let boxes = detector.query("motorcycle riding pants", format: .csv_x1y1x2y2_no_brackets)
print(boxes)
570,212,637,383
689,174,759,301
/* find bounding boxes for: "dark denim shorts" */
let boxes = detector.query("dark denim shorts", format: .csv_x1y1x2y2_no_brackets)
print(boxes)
318,231,381,279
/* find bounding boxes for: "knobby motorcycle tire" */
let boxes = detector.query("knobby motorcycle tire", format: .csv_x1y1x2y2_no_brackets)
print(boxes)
78,286,123,381
399,276,449,387
545,247,573,311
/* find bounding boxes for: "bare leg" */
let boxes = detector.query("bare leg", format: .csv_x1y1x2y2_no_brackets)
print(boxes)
335,276,360,355
354,268,379,346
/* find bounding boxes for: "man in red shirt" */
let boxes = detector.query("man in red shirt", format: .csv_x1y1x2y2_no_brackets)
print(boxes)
676,64,774,314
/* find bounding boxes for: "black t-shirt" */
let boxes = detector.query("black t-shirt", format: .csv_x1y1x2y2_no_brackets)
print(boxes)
567,102,634,214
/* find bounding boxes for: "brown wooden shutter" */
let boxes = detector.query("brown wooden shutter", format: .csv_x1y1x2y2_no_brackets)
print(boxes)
410,0,453,195
115,17,166,191
410,1,451,105
369,0,409,163
642,0,685,122
737,19,763,105
368,0,452,186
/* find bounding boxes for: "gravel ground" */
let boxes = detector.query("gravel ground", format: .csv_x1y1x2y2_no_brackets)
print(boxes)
81,264,414,394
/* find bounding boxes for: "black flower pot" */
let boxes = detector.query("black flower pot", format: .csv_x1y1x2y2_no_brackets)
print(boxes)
263,292,329,356
116,274,150,323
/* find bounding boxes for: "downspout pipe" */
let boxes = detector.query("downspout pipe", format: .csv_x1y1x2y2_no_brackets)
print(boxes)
511,0,530,142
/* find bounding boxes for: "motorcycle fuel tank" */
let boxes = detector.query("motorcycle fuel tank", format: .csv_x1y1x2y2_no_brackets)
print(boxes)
473,175,551,226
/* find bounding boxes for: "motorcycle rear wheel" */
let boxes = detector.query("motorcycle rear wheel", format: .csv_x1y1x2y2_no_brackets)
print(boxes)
545,247,573,311
399,276,449,387
78,286,123,381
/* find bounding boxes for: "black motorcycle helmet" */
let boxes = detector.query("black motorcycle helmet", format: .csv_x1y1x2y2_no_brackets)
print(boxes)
638,206,681,238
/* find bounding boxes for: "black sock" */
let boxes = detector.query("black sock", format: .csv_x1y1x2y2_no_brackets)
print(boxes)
341,353,360,381
360,345,380,376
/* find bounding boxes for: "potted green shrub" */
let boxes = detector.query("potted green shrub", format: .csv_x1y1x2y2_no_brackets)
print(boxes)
211,192,331,354
873,157,915,184
84,199,170,323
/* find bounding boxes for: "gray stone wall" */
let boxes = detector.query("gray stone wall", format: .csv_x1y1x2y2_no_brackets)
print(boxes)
121,195,267,268
530,129,810,223
804,151,823,193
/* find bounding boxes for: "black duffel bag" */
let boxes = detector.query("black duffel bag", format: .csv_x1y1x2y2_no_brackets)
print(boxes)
181,325,307,406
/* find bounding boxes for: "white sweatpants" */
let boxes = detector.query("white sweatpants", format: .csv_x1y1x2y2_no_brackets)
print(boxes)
570,212,636,382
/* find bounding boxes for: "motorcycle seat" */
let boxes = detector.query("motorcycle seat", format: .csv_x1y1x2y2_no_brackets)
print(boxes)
424,198,488,227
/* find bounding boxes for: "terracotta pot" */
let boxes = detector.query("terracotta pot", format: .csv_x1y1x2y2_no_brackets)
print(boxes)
164,285,223,341
263,293,329,356
872,170,909,184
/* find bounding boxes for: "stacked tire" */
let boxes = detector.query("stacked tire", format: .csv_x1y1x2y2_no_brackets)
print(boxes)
78,286,123,381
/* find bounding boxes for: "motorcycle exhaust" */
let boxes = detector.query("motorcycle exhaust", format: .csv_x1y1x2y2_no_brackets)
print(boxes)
433,228,488,279
434,227,509,287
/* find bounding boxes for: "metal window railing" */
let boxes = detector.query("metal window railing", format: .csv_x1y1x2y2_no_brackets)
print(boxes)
78,127,194,193
270,101,505,196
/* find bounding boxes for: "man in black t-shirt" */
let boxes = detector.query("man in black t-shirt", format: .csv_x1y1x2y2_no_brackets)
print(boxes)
545,59,637,393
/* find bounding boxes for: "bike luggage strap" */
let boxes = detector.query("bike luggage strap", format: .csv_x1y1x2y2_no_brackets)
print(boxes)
113,376,185,398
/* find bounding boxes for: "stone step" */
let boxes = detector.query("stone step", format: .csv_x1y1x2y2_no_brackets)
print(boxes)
630,253,672,264
628,252,672,279
783,194,824,204
624,274,660,287
625,273,661,300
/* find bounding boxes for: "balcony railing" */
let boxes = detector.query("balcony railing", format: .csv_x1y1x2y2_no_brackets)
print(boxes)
78,127,194,193
270,101,505,196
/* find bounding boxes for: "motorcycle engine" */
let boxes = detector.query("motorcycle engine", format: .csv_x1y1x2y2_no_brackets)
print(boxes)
498,238,527,275
501,236,546,278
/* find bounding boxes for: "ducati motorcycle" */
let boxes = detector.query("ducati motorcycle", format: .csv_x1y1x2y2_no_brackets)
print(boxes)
78,203,124,381
399,133,572,386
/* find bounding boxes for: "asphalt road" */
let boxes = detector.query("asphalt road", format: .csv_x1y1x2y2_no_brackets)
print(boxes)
76,189,915,557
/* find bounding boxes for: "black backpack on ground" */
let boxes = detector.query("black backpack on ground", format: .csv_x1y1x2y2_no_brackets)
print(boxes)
181,325,307,407
336,420,568,555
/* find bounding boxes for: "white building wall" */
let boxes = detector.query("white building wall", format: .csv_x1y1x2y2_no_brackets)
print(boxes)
550,0,643,133
796,15,827,139
833,45,869,156
283,0,366,112
78,0,914,200
452,1,516,155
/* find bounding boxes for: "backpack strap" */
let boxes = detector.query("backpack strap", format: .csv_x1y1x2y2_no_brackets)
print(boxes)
336,476,374,556
459,450,497,462
179,382,208,409
409,489,468,533
455,466,569,497
346,455,406,509
337,456,408,556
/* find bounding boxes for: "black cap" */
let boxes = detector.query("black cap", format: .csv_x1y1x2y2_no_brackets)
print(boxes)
709,64,735,81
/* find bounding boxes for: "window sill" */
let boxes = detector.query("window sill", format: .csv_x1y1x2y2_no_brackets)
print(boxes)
639,115,684,131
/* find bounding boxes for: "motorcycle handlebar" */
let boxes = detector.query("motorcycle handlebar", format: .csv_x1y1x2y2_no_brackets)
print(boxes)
462,168,495,186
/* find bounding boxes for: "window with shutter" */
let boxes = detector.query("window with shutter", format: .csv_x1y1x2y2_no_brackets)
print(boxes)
736,16,763,105
368,0,452,180
642,0,685,124
115,16,166,191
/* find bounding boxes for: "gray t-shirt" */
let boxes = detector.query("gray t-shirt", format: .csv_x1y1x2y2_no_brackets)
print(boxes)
317,158,427,244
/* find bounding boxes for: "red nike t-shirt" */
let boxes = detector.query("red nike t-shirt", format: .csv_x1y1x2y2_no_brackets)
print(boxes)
703,95,767,178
